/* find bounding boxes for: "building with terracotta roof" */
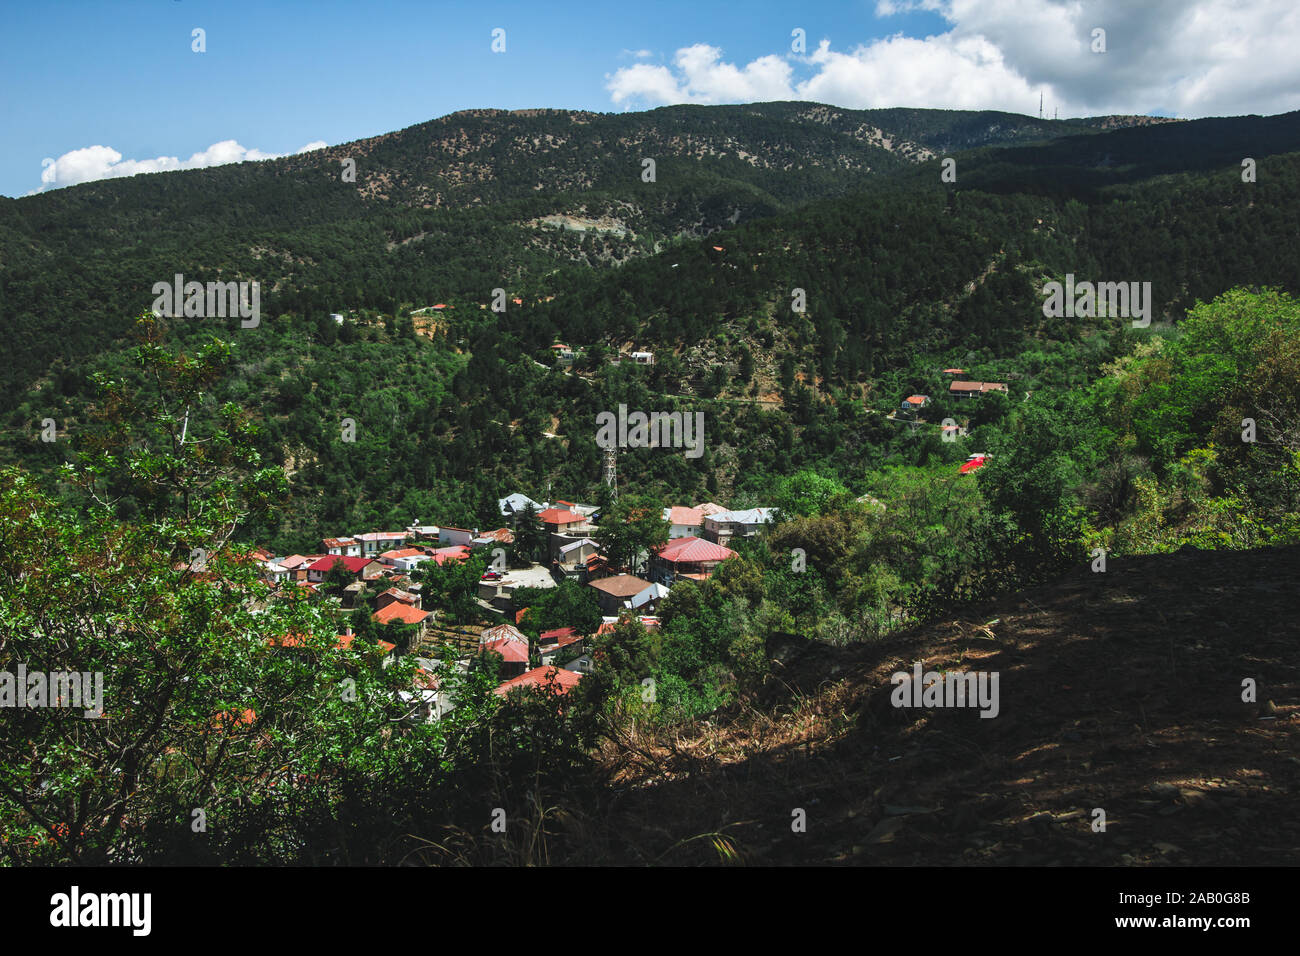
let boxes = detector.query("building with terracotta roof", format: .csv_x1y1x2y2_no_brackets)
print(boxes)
371,606,428,655
306,555,386,583
537,508,591,532
652,536,736,584
494,666,584,698
949,381,1009,399
375,587,419,612
589,573,653,614
662,502,728,539
322,537,361,557
378,547,433,571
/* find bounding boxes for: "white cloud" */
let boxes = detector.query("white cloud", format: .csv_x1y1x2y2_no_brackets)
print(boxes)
33,138,328,193
608,44,794,106
607,0,1300,118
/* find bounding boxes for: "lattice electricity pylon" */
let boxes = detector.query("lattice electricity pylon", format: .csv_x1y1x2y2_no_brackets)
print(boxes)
603,446,618,501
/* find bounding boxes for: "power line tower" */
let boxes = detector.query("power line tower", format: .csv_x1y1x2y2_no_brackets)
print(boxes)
1039,91,1043,119
603,446,618,502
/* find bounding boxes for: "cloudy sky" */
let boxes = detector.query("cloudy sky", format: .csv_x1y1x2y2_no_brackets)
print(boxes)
2,0,1297,197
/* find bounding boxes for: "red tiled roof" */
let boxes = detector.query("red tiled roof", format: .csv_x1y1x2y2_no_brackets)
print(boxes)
960,456,988,475
666,505,704,526
431,545,470,565
377,639,397,655
905,395,929,405
482,638,530,663
539,626,577,644
494,666,583,697
308,555,371,573
373,603,430,625
537,508,585,524
380,547,426,559
656,536,736,564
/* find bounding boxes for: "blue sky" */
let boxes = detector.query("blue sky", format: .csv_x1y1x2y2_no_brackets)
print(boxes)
3,0,1298,197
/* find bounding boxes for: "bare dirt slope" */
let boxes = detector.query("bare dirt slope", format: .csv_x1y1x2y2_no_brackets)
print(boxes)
575,545,1299,865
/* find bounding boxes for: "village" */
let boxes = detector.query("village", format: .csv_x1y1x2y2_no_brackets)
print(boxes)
245,495,777,722
240,361,1008,723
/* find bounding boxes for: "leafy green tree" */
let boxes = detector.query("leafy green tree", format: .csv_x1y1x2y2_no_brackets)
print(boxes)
512,504,547,564
771,469,851,519
593,494,667,574
513,579,602,638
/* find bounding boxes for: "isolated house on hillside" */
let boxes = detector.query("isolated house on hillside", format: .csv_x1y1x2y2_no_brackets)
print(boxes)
949,381,1009,400
898,395,931,418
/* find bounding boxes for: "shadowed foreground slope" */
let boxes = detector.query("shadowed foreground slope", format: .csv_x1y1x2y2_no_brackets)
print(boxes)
544,544,1299,865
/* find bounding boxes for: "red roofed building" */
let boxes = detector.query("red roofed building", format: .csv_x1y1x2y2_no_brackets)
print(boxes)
307,555,386,583
375,587,419,612
481,637,530,677
651,536,736,584
537,508,591,532
373,602,430,627
431,545,470,565
949,381,1009,400
494,666,583,698
959,455,988,475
